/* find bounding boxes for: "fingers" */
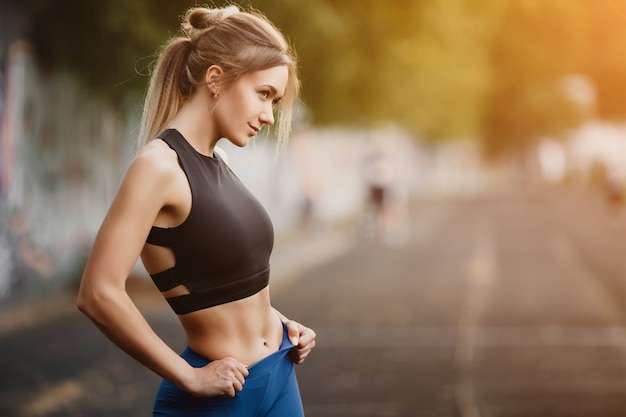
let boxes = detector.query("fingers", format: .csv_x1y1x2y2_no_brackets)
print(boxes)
287,323,317,365
289,337,315,364
195,357,248,398
297,327,317,348
237,361,250,378
219,357,249,396
285,320,300,345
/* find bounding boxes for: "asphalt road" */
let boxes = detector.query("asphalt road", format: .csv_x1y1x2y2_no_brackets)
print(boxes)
1,186,626,417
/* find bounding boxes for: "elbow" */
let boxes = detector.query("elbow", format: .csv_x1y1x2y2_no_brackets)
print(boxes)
76,271,93,315
76,282,108,319
76,288,95,317
76,295,88,315
76,280,125,322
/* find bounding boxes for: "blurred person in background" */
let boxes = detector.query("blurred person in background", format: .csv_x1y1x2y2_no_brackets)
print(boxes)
363,141,413,244
363,147,393,238
603,169,625,227
77,5,315,416
591,160,625,227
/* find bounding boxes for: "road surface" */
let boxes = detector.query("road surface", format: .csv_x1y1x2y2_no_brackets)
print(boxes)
1,187,626,417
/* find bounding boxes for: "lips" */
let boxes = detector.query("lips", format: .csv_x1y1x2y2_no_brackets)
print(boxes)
248,124,260,135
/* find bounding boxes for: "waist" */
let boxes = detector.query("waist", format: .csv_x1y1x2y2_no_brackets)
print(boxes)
181,322,294,374
179,288,284,365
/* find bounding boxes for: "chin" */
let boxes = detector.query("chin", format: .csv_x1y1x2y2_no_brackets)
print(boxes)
227,137,251,148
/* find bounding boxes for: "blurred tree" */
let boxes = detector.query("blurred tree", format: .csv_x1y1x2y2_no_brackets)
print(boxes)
9,0,626,157
385,0,500,140
262,0,497,141
480,0,590,159
23,0,197,100
585,0,626,121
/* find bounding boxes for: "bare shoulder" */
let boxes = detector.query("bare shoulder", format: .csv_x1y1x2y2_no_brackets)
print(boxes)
117,139,184,202
135,139,178,169
125,140,180,182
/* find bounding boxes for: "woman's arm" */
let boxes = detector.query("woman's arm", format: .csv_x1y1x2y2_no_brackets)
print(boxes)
77,144,247,397
273,308,316,364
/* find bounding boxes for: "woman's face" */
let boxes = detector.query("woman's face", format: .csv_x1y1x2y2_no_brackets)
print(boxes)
213,65,288,147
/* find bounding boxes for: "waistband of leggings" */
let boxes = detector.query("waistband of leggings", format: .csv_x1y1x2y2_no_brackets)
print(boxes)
248,321,294,375
180,321,295,375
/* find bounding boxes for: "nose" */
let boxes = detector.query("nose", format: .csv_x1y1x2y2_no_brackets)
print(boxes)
260,105,275,126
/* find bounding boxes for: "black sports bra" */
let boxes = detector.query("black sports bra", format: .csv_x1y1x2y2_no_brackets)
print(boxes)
145,129,274,315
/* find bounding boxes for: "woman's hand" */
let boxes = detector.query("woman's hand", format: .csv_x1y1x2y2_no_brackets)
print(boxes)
284,320,316,365
187,357,249,398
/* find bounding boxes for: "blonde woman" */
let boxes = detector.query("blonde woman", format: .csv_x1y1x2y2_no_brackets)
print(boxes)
77,5,315,416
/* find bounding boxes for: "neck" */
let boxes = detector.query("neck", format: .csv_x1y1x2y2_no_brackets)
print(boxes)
168,92,219,157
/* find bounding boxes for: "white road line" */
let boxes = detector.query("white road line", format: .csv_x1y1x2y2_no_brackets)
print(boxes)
0,293,76,335
454,224,495,417
21,379,83,416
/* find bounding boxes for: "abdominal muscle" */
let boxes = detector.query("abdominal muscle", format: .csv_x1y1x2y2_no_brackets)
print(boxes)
175,287,284,366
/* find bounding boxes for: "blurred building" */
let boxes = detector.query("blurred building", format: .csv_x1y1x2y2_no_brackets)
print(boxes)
536,121,626,188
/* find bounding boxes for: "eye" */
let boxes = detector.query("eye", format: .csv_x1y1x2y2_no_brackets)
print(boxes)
258,87,282,105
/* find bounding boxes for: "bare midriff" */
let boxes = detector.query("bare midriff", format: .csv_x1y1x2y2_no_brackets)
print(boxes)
175,287,284,366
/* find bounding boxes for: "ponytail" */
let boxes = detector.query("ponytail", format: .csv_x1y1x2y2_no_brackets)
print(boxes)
138,38,192,147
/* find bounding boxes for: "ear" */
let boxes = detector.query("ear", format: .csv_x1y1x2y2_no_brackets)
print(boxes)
205,65,223,85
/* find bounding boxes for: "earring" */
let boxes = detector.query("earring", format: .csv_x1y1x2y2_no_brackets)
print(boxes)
213,92,218,98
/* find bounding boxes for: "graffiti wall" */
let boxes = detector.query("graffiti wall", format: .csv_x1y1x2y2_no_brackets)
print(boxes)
0,42,137,301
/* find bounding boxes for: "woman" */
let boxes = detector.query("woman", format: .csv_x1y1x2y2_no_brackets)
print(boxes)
77,5,316,416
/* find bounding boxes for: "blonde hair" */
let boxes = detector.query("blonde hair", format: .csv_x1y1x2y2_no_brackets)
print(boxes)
139,5,300,148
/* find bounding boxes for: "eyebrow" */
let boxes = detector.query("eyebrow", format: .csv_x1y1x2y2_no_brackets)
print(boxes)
261,85,282,97
262,85,277,93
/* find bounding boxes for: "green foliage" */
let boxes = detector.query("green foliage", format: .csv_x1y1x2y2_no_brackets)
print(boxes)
14,0,626,157
480,0,590,158
24,0,207,99
260,0,496,141
28,0,142,98
263,0,626,157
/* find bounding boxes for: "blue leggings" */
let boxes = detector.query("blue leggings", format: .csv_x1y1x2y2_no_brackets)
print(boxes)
153,324,304,417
